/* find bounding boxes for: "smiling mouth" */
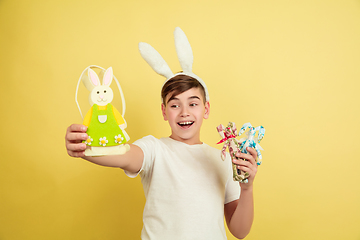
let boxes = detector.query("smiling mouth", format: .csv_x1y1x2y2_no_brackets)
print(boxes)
177,121,194,128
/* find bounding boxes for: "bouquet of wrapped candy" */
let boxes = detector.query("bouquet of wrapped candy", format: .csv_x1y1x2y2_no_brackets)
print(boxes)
217,122,265,183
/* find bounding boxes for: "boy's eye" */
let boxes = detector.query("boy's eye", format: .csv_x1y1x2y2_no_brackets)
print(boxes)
190,103,197,107
171,105,179,108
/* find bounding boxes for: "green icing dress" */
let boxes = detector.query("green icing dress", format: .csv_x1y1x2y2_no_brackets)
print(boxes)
85,104,127,147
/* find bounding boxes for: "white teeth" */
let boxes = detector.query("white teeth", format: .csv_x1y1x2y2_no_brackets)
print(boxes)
178,121,194,125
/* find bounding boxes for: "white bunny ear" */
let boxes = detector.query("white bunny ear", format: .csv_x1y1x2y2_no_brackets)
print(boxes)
88,68,100,87
103,67,113,86
139,42,174,79
174,27,193,73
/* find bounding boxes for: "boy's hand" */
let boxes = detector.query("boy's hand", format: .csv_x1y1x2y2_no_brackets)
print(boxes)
65,124,88,158
233,147,258,189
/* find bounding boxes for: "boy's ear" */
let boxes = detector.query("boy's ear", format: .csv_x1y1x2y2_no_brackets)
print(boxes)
161,103,168,121
203,101,210,119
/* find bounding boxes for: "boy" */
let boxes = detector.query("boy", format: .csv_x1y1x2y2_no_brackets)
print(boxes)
65,74,258,239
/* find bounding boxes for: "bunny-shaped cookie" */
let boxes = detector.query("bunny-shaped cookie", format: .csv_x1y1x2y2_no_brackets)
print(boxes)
81,67,130,156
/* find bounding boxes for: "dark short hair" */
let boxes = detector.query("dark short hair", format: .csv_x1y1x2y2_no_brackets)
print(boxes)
161,74,206,105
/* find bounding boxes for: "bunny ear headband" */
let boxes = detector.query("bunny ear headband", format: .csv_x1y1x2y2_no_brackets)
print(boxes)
75,65,126,119
138,27,210,103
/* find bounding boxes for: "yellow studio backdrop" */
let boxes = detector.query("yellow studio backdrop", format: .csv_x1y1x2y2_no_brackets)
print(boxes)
0,0,359,239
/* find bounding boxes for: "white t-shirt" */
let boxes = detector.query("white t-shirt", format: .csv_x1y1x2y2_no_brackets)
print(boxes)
127,135,240,240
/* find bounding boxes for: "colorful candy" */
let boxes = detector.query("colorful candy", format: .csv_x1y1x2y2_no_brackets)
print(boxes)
217,122,265,183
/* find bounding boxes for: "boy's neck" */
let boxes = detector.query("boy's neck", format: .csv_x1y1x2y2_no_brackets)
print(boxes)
169,134,203,145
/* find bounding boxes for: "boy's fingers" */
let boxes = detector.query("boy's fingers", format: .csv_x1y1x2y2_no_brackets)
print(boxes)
238,165,251,173
234,159,257,174
67,149,85,158
246,147,258,159
65,124,88,158
233,157,248,165
241,148,257,166
66,142,87,152
66,132,88,142
68,124,87,133
235,153,256,166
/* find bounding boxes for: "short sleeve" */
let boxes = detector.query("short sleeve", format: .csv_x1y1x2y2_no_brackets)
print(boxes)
124,135,157,178
224,153,241,204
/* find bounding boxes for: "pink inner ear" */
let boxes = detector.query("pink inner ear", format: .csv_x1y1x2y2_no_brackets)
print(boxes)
103,69,113,86
89,70,99,86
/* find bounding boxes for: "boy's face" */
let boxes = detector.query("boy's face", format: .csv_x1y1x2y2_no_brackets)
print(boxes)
161,87,210,145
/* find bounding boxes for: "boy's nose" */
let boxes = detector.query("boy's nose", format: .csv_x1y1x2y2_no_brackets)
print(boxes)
180,107,190,117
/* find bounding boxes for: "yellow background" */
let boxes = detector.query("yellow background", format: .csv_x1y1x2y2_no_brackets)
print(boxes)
1,0,359,239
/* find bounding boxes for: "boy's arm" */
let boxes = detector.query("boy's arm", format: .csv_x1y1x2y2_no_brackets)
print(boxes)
65,124,143,174
224,148,258,239
224,188,254,239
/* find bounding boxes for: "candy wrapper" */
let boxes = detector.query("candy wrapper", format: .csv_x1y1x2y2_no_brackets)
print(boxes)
217,122,265,183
